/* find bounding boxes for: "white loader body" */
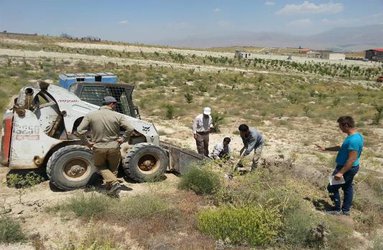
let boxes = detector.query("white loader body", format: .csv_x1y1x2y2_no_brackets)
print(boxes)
5,82,159,170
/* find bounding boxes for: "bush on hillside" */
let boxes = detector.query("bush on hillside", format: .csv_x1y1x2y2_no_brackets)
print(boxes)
197,206,282,246
178,167,221,195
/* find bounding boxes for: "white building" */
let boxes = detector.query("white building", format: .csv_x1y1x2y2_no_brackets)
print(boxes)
320,51,346,60
234,50,253,59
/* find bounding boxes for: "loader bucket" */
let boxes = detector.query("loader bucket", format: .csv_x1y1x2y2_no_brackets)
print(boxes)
160,142,207,175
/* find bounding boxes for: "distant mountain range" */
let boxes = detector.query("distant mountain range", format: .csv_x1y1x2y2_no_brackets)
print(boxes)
161,24,383,52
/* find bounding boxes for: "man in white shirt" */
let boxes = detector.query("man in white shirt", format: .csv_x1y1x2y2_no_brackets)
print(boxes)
211,137,231,160
192,107,213,156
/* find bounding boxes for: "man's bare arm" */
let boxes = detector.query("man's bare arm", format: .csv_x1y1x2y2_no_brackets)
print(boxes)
315,144,340,152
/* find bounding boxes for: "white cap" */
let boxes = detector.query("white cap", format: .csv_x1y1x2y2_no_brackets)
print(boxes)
203,107,211,115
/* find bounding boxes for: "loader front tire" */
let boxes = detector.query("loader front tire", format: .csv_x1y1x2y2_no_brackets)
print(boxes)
47,145,96,191
122,143,168,182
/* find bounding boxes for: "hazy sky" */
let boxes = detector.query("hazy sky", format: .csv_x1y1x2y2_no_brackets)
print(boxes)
1,0,382,44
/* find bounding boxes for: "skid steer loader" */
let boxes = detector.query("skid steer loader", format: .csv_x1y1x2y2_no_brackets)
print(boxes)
1,76,204,190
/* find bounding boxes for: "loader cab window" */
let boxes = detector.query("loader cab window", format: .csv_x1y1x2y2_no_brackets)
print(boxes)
80,86,106,106
77,84,137,117
120,93,131,116
107,87,126,114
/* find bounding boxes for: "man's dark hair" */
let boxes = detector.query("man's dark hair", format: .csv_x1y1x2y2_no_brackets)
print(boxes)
337,116,355,128
223,137,231,143
238,124,249,132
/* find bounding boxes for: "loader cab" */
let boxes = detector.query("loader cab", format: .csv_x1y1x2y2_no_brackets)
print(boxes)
59,73,140,118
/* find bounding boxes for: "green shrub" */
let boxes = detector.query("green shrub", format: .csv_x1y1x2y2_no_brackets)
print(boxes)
7,172,45,189
7,171,45,204
211,113,225,133
258,187,303,215
0,216,25,243
372,105,383,125
178,167,221,195
197,83,208,93
287,93,300,104
213,172,302,212
184,92,193,103
213,174,262,206
283,207,321,247
326,218,354,249
164,104,175,119
197,206,282,246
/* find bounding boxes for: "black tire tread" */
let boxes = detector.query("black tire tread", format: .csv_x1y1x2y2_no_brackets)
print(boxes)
122,143,168,182
46,145,94,190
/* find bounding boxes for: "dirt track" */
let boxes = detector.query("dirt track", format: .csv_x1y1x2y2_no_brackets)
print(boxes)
56,42,234,58
0,41,382,248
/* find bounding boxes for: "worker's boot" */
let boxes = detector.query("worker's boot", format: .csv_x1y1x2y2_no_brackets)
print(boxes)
107,182,122,198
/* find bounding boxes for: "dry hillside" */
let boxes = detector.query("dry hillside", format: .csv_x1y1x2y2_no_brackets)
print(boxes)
0,34,382,249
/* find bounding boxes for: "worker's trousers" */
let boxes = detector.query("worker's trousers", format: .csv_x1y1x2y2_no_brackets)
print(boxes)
93,147,121,185
327,165,359,213
195,132,209,157
240,144,263,171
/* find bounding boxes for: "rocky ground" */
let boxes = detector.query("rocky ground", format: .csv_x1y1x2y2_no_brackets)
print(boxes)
0,37,382,249
0,115,381,248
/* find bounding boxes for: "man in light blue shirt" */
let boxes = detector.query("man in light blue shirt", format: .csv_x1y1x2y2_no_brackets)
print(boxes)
238,124,264,171
316,116,364,215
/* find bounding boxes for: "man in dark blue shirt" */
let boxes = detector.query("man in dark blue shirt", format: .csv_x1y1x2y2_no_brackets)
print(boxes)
316,116,364,215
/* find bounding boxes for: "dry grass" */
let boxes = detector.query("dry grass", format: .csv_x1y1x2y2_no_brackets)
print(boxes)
1,36,382,249
49,192,215,249
0,216,26,243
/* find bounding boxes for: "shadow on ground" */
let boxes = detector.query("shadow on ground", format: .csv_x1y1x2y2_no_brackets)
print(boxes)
305,197,334,211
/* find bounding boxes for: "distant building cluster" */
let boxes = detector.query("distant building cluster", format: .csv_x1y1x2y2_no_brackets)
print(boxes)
235,47,383,63
365,48,383,62
235,48,346,61
306,50,346,60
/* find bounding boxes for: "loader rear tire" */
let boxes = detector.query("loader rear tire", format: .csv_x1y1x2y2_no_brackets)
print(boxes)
122,143,168,182
47,145,96,191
